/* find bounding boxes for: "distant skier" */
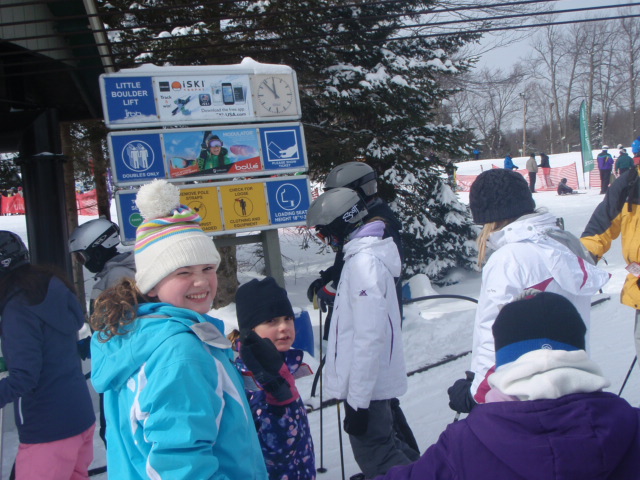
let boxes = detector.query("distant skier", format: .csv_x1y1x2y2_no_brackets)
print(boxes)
503,153,517,170
597,146,614,194
557,178,575,195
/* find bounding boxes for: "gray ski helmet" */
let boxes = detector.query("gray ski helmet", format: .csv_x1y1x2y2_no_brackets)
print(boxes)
324,162,377,198
306,187,368,242
69,218,120,253
0,231,29,274
69,219,121,273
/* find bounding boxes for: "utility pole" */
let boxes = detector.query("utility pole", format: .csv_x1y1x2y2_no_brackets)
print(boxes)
520,93,527,156
549,103,554,154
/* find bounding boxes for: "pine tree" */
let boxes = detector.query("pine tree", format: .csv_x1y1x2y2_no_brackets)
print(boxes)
237,1,480,282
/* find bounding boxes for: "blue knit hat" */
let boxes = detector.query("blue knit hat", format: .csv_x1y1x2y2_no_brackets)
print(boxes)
492,292,586,367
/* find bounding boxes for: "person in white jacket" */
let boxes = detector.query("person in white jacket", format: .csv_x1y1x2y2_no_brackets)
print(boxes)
447,168,610,414
307,188,419,479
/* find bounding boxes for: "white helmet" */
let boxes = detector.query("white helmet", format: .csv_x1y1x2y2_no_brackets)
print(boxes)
69,219,121,273
324,162,378,199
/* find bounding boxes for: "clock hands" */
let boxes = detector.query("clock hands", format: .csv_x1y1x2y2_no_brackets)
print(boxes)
261,78,280,99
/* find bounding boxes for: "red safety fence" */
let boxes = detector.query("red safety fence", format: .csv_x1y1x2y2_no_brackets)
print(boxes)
456,164,579,193
0,190,99,216
1,194,25,215
76,189,99,216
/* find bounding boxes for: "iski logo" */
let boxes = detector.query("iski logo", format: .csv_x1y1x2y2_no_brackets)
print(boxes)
342,204,360,222
0,258,11,268
171,80,205,91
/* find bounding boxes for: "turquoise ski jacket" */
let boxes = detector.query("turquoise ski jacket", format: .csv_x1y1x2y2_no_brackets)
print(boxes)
91,302,267,479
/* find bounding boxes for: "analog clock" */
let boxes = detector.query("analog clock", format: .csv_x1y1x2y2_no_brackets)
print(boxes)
252,74,298,116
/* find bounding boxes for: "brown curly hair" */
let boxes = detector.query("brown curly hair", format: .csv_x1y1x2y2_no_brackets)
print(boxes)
91,277,151,342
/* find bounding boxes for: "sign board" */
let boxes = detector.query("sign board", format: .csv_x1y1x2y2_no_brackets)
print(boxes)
108,122,307,186
100,61,301,129
116,176,312,244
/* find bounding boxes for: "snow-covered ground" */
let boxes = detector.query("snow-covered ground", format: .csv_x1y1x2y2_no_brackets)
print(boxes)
1,151,638,479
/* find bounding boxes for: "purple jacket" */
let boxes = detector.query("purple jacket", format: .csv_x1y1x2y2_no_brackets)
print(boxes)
376,392,640,480
597,153,614,170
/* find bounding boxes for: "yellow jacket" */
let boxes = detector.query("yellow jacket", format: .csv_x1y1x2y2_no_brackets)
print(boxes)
581,165,640,308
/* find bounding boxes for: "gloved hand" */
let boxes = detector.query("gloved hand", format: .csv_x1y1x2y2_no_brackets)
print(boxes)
316,283,336,312
447,371,477,414
239,331,298,405
307,277,324,303
343,402,369,436
77,337,91,360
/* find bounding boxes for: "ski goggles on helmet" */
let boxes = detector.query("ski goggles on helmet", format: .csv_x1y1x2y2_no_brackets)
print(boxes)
209,140,223,148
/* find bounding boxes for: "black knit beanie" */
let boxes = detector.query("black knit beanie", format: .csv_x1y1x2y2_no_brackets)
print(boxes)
492,292,586,367
469,169,536,224
235,277,294,331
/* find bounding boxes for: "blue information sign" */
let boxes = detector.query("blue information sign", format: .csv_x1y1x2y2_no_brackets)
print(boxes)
260,125,306,171
266,177,311,225
116,190,143,244
103,76,157,125
110,133,166,184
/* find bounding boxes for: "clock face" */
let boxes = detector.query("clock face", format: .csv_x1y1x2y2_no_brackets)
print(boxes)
254,75,296,115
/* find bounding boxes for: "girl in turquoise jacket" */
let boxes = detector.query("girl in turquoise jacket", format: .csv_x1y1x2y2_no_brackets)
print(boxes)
90,179,267,480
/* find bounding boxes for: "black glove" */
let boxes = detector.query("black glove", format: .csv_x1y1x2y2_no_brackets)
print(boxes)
447,371,477,414
307,277,325,303
343,402,369,436
239,331,293,403
77,336,91,360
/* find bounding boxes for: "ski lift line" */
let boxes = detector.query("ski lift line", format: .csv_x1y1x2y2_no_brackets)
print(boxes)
1,4,636,71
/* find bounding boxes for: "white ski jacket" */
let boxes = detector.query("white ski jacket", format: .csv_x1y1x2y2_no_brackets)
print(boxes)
470,212,610,401
325,231,407,410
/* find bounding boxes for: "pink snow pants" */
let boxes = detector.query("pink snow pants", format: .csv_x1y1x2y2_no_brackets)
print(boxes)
16,423,95,480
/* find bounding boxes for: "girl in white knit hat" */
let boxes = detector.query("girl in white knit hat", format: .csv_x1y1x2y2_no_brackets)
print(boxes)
89,179,267,479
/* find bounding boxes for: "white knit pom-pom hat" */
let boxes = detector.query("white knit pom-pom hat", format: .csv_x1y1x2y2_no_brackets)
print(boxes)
134,179,221,294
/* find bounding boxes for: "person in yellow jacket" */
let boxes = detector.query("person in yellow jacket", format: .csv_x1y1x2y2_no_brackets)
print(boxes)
581,152,640,359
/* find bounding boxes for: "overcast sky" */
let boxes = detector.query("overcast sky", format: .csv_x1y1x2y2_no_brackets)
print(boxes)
476,0,633,70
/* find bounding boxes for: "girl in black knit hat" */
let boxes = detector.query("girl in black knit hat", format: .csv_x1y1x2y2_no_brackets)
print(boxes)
230,276,316,480
446,168,610,416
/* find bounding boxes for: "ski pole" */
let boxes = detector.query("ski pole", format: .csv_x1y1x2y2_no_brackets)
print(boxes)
336,402,346,480
317,305,327,474
619,356,637,396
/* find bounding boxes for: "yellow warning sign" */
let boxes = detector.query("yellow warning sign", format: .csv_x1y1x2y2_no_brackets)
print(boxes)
180,186,223,233
220,182,269,230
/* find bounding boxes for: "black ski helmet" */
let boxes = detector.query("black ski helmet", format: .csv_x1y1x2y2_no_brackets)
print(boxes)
306,187,368,243
0,231,29,274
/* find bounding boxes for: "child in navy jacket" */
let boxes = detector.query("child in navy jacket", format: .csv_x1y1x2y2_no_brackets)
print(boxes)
232,277,316,480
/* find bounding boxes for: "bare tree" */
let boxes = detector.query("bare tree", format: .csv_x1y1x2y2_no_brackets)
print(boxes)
530,22,584,152
449,66,524,156
617,14,640,139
